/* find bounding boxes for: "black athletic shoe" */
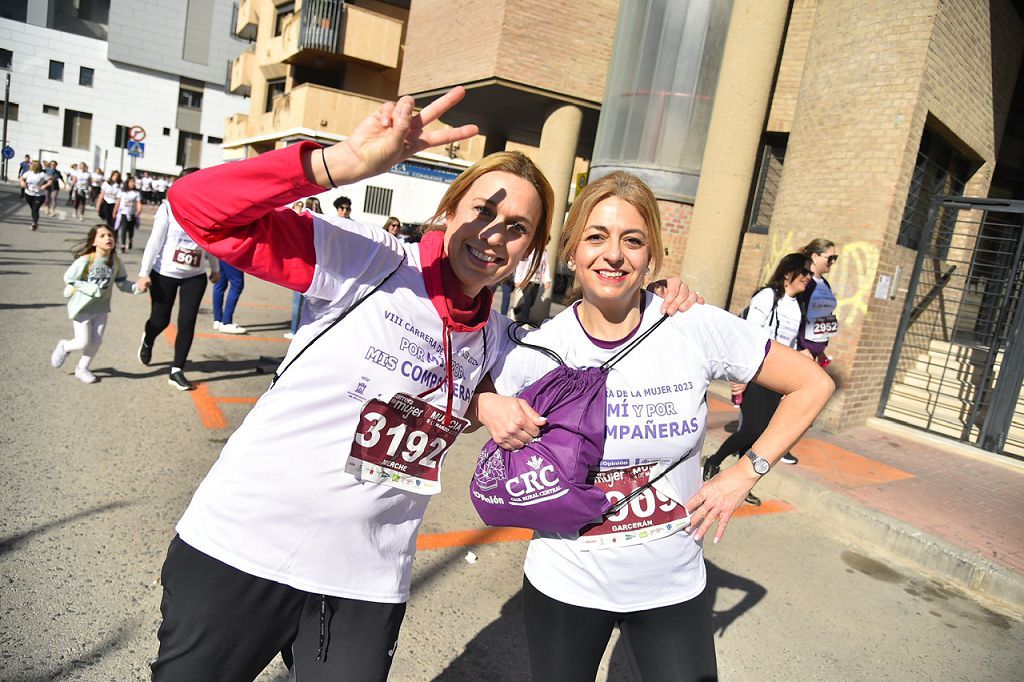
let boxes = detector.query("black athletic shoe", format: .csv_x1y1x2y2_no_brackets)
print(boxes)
780,453,799,465
702,459,720,482
138,334,153,366
744,491,762,506
168,370,195,391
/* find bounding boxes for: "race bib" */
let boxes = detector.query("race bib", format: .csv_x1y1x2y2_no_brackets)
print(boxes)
172,247,201,269
346,392,468,495
812,314,839,336
576,465,689,550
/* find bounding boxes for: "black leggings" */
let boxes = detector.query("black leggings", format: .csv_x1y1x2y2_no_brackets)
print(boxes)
144,271,207,369
523,576,717,681
706,382,783,468
117,215,137,248
25,194,45,225
152,536,407,682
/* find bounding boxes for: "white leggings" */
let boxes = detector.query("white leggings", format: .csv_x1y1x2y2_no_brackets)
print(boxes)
61,312,108,369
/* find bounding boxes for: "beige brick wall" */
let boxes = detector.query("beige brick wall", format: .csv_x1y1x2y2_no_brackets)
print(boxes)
657,200,693,281
766,0,817,133
744,0,1023,432
400,0,618,103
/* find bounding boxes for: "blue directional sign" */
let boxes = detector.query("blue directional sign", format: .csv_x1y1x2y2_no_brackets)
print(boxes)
1,146,13,160
127,140,145,157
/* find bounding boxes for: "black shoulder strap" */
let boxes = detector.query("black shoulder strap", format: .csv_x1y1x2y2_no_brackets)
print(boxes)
271,254,406,388
507,320,566,366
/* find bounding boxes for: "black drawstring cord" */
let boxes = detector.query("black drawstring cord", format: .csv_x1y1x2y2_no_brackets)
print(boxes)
315,594,331,662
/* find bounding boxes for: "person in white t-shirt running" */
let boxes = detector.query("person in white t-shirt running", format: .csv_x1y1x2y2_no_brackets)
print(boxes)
474,173,833,681
19,160,50,230
71,163,93,221
113,177,143,252
703,252,815,502
96,170,122,229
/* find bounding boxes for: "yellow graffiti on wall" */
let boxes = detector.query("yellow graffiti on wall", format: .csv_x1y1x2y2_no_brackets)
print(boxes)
763,231,881,330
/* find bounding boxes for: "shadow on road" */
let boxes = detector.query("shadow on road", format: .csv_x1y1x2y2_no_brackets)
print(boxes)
0,302,65,311
432,560,766,681
0,499,136,557
6,617,145,682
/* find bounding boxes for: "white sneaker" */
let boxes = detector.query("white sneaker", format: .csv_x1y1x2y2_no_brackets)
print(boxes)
213,321,222,331
51,341,69,368
219,323,248,334
75,367,98,384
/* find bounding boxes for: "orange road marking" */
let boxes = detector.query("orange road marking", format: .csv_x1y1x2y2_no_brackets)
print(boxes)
189,383,228,429
417,527,534,550
218,396,259,404
791,438,914,488
708,396,736,413
731,498,793,517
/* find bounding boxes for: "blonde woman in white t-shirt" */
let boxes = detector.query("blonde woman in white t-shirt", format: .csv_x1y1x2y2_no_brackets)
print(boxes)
474,174,833,681
19,160,50,230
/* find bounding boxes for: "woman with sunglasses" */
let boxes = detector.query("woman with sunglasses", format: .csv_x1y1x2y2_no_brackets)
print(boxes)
798,239,839,367
702,252,815,504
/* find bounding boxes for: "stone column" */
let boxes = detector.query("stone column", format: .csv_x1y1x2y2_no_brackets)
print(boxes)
677,0,789,306
533,104,583,321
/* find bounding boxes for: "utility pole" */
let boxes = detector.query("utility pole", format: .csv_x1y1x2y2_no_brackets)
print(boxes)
1,72,10,181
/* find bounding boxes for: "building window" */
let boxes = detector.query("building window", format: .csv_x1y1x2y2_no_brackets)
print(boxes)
0,49,12,70
274,3,295,36
364,185,393,216
177,131,203,168
264,78,286,112
747,134,787,234
163,127,171,136
0,101,18,122
43,104,59,115
79,66,94,86
207,136,223,144
897,128,974,252
178,88,203,109
63,109,93,149
49,60,64,81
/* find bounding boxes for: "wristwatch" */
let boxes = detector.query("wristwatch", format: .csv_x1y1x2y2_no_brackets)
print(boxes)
745,450,771,476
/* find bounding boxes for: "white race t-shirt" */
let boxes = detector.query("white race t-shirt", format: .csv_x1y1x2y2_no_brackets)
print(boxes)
804,277,838,343
140,176,153,191
491,295,769,611
73,171,91,191
117,190,141,217
139,202,218,279
22,171,47,197
176,216,510,602
90,171,103,188
747,287,802,348
100,181,121,204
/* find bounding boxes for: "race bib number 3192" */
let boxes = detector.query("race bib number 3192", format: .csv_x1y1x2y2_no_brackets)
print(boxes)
346,393,468,495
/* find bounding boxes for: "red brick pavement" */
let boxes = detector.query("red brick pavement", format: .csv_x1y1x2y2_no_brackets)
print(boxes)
705,396,1024,576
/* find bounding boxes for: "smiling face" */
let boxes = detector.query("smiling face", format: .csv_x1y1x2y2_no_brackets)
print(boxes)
785,261,814,295
442,171,543,297
810,246,837,276
572,197,651,315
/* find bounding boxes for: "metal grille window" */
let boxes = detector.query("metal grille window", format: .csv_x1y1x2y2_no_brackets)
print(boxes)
747,134,787,233
63,109,92,149
298,0,342,51
897,128,972,251
364,186,393,216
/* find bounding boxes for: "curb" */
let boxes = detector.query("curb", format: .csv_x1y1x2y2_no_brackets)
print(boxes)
755,460,1024,619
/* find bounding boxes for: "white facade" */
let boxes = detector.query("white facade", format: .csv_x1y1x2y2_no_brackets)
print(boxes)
0,18,248,177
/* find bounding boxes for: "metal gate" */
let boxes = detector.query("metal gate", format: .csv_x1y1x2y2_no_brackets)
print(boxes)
879,197,1024,457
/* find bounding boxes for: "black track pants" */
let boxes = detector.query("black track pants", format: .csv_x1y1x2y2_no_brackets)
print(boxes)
143,271,207,369
151,536,407,682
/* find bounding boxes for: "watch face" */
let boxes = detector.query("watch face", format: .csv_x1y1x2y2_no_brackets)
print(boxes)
754,459,770,475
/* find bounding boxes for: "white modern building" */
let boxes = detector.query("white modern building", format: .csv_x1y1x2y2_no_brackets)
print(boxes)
0,0,250,178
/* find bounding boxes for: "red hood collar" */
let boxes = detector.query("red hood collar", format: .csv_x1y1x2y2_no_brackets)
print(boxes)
418,230,492,332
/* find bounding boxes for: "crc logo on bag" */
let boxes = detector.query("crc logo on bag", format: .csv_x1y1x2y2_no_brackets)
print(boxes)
505,455,568,506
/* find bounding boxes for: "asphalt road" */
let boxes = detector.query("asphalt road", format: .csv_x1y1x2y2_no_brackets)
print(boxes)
0,185,1020,681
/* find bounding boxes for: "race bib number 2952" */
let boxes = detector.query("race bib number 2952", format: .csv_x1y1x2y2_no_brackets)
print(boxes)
346,393,468,495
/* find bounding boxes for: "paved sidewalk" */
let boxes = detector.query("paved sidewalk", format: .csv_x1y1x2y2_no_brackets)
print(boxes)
704,386,1024,617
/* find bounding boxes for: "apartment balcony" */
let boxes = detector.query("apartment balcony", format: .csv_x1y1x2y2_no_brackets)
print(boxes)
229,49,256,96
263,1,402,71
233,0,258,41
223,85,385,146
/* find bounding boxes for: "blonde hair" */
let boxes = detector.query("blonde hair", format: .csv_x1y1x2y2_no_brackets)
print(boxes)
424,151,554,283
560,171,664,278
801,238,836,256
30,161,42,173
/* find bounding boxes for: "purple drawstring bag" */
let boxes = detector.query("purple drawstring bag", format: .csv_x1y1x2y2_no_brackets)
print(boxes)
470,315,669,535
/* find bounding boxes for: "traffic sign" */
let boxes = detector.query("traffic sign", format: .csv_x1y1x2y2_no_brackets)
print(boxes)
1,146,13,160
127,140,145,157
128,126,146,142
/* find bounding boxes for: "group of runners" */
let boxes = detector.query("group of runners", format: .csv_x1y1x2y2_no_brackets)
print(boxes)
138,88,834,681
